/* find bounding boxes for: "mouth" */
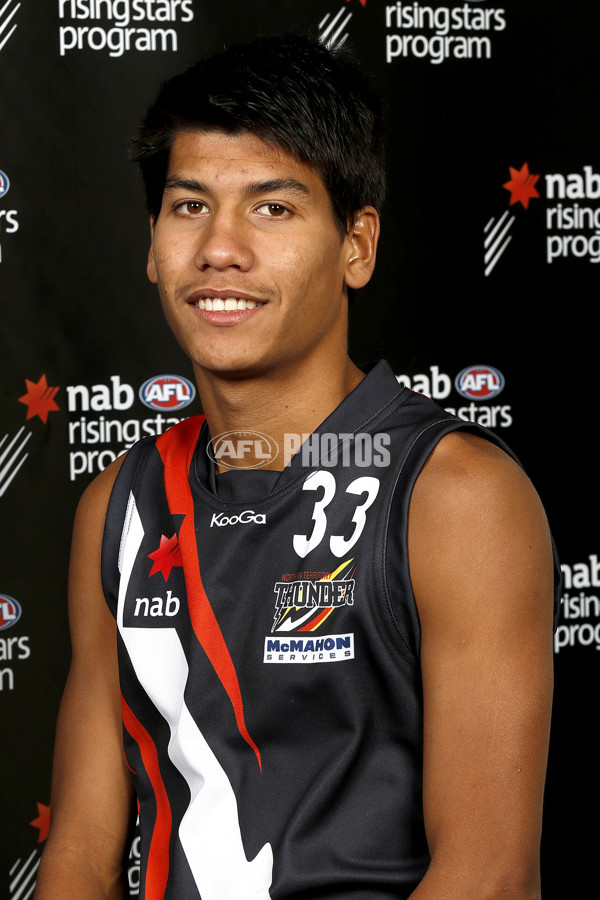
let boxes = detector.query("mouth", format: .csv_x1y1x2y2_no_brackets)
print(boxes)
186,290,267,326
195,296,263,311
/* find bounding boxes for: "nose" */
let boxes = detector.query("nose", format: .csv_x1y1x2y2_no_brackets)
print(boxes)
194,211,254,272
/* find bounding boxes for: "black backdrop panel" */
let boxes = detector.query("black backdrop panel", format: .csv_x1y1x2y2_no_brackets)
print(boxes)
1,2,598,896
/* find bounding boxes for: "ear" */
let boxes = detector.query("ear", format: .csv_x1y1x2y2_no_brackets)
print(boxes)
343,206,380,290
147,216,158,284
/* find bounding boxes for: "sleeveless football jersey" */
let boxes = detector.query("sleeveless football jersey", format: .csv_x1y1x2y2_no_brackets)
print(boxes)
101,360,560,900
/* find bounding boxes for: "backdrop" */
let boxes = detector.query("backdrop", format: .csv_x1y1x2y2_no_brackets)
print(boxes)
1,1,598,896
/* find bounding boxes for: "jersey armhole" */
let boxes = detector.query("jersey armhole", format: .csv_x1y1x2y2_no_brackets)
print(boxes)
100,437,155,619
380,419,562,658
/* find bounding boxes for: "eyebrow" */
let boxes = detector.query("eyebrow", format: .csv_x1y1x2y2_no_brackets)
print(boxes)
163,176,313,200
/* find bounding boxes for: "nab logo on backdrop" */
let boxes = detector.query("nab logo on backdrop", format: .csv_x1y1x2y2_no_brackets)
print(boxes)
384,0,508,65
0,374,59,498
484,162,600,274
139,375,196,412
319,0,508,62
58,0,195,58
8,803,51,900
396,363,512,429
67,372,196,481
555,554,600,655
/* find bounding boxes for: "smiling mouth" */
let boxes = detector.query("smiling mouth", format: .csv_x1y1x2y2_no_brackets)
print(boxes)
196,297,263,311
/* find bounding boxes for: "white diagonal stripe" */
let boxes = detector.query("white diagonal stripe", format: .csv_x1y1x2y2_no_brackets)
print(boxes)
9,851,37,892
10,851,40,899
485,235,512,277
484,209,511,249
118,496,273,899
324,12,353,48
0,428,31,497
319,6,346,42
484,214,515,263
0,0,20,51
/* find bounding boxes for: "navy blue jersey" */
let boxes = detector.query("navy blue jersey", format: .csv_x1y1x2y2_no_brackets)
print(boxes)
101,360,560,900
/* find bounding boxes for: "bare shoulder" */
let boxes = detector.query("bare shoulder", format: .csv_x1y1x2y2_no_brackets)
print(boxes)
410,430,549,541
407,439,555,897
408,430,554,631
73,452,127,530
68,453,128,638
36,450,135,896
412,429,539,513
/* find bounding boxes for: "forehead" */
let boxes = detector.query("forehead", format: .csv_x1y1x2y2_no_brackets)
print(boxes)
166,130,326,193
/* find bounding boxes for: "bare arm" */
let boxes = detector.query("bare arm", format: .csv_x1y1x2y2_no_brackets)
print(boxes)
35,457,135,899
407,433,554,900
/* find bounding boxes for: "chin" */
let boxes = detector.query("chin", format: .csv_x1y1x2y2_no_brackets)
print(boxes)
193,353,272,381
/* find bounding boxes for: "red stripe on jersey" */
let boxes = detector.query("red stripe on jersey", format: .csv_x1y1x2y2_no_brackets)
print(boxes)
121,694,171,899
156,417,262,770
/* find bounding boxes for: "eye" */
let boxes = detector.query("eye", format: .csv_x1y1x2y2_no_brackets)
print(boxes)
175,200,208,216
255,203,291,218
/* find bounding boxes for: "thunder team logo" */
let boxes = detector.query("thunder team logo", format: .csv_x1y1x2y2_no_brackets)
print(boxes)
271,559,356,633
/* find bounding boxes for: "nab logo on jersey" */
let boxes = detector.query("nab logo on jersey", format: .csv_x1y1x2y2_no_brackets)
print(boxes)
455,365,504,400
139,375,196,411
0,595,21,631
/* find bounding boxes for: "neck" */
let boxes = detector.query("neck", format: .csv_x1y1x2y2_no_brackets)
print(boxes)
194,351,364,471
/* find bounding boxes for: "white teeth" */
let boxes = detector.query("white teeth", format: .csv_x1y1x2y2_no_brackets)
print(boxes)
196,297,261,312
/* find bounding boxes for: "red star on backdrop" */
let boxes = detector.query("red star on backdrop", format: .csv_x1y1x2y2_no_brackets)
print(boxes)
346,0,367,6
30,802,50,843
148,533,183,581
503,162,540,209
18,374,60,423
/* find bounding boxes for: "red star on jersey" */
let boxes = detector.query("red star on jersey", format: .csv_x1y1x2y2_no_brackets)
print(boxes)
347,0,367,6
503,162,540,209
18,374,60,423
148,533,183,581
30,802,51,843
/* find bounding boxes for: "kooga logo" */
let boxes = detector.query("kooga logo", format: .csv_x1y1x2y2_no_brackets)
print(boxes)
210,511,266,528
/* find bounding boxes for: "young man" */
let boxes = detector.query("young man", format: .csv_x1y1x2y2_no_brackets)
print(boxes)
35,35,558,900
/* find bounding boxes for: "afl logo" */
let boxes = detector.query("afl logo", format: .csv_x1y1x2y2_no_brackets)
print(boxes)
0,595,21,631
455,365,504,400
0,170,9,199
139,375,196,411
207,430,279,469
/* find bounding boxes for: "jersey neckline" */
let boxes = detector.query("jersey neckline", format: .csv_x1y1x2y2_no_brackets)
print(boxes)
192,360,407,504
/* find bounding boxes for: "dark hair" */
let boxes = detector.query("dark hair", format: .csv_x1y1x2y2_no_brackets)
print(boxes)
130,34,385,235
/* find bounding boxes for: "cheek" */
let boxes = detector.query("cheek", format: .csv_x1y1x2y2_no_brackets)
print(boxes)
152,231,190,281
263,236,341,299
